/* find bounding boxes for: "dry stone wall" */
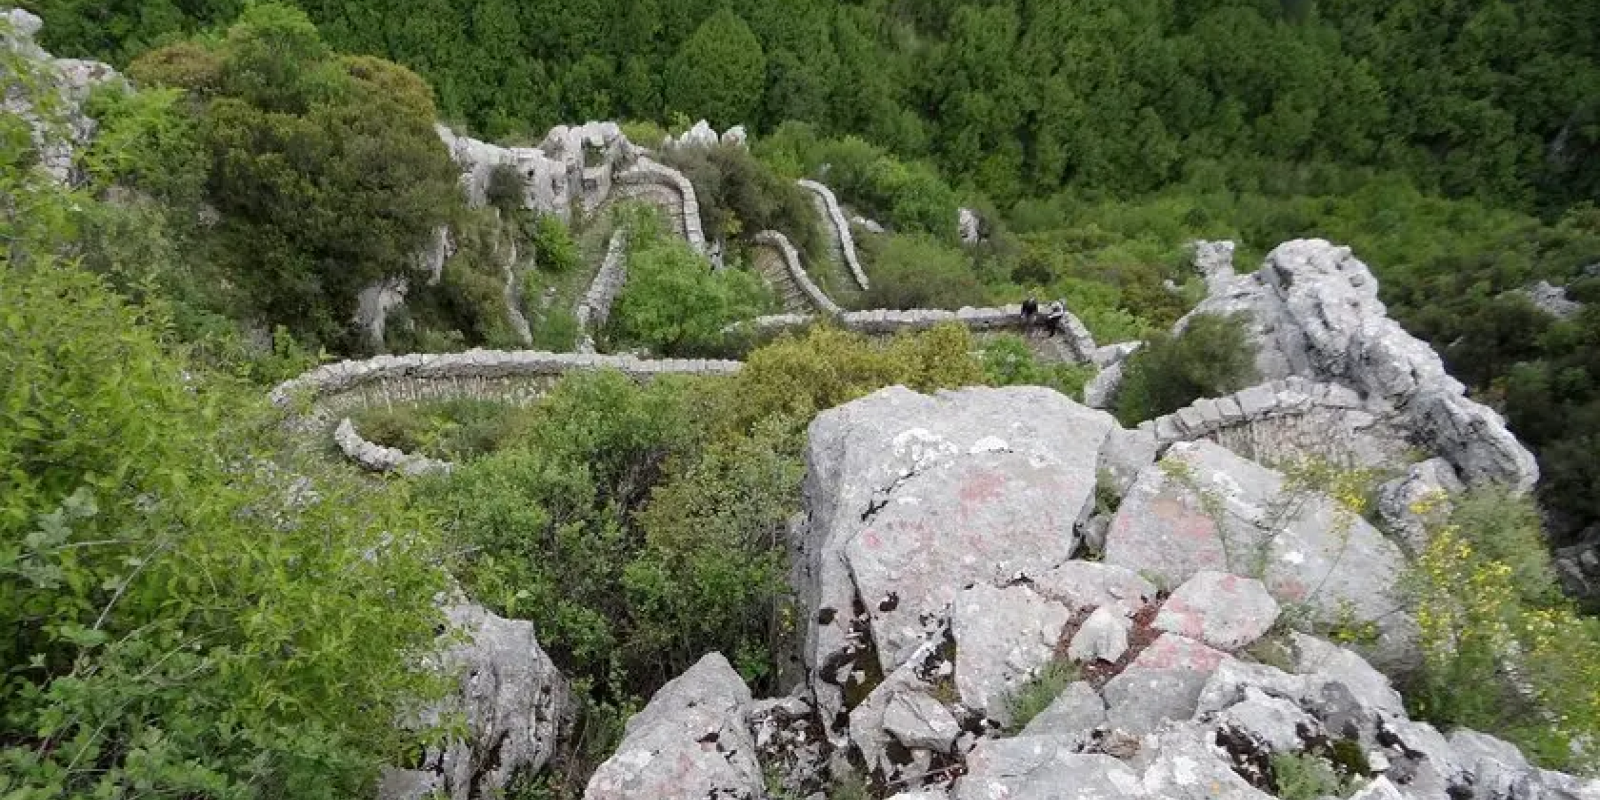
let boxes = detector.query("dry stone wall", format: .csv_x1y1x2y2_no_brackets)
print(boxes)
730,305,1097,365
574,229,629,353
1140,377,1414,469
797,179,870,290
750,230,843,315
272,350,741,433
613,157,707,253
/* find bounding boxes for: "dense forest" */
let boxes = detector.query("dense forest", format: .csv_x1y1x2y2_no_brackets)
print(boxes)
5,0,1600,796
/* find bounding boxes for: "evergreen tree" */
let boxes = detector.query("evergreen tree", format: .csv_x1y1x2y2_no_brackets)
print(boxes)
663,8,767,128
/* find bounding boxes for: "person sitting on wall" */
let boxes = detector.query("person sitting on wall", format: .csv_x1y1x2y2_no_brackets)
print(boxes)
1021,295,1039,328
1045,299,1066,337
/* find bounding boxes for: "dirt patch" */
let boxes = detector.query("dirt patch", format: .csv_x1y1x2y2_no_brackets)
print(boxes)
1054,594,1169,690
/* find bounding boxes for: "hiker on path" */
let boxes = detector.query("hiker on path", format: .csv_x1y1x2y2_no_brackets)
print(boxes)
1045,300,1066,337
1021,295,1039,328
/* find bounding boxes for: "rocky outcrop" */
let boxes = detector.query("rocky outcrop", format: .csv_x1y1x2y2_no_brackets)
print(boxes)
1181,239,1537,492
355,276,411,352
1519,279,1582,319
663,119,747,150
957,208,982,245
750,229,844,315
581,385,1593,800
435,121,641,221
798,179,870,291
793,386,1121,731
381,602,570,800
583,652,764,800
3,8,122,184
1105,439,1417,672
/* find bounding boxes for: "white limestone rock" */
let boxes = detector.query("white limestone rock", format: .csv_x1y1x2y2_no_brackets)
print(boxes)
1154,570,1280,651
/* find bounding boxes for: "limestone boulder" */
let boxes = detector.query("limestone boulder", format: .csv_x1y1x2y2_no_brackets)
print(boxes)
955,740,1143,800
1154,570,1279,651
1104,440,1417,672
402,603,570,800
793,386,1118,727
3,9,123,184
1017,681,1106,743
1102,634,1229,736
584,653,764,800
1067,605,1131,663
950,583,1072,725
1375,458,1464,554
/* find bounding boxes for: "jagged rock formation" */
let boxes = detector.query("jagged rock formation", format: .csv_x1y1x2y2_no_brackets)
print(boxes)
750,229,844,315
1180,239,1537,492
957,207,982,245
798,179,871,291
663,119,747,150
380,602,571,800
583,385,1595,800
435,121,637,220
3,8,121,184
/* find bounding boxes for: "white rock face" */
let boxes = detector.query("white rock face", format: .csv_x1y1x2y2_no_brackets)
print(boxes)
1179,238,1537,492
3,9,122,184
583,653,763,800
957,207,983,244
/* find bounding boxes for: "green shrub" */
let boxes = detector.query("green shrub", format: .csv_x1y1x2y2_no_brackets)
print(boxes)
1270,752,1351,800
979,334,1096,399
1408,488,1600,772
529,212,582,274
660,142,823,257
1005,660,1080,732
0,261,448,798
608,211,766,355
860,232,988,310
487,163,525,213
1114,312,1258,425
531,306,581,352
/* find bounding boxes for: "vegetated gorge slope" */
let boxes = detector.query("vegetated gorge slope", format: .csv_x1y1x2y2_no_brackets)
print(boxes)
6,4,1600,800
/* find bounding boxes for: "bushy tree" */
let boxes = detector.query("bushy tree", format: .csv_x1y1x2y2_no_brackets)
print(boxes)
1114,312,1259,425
662,9,765,128
861,233,988,310
608,211,767,355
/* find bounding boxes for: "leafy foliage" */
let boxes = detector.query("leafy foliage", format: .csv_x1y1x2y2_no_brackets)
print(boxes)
1407,488,1600,772
1005,660,1080,733
1114,313,1258,425
607,208,768,355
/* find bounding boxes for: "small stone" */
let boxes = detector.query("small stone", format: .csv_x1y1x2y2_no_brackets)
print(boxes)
1067,606,1130,663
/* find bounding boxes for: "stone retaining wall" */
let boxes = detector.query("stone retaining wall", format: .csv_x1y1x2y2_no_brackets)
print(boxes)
273,350,742,428
575,229,629,353
335,418,452,476
729,305,1098,365
749,230,843,315
1141,378,1413,469
797,179,869,291
614,157,706,253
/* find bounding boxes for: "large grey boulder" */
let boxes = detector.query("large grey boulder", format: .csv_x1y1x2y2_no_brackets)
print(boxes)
792,386,1118,728
1017,681,1106,743
1102,634,1230,736
955,740,1143,800
1154,570,1280,651
1104,440,1417,672
951,583,1072,725
394,603,570,800
584,652,764,800
1030,560,1158,617
1179,239,1536,492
